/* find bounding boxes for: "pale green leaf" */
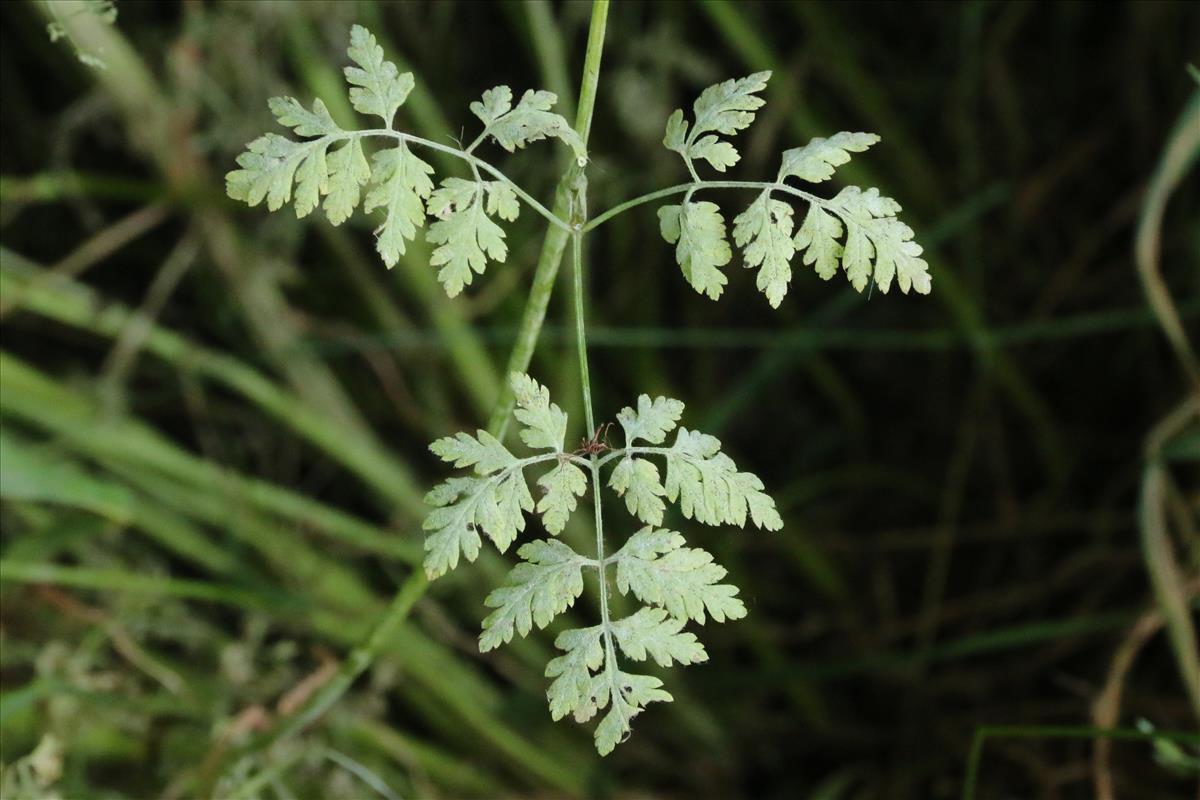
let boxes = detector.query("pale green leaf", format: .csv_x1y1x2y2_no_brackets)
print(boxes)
364,142,434,267
429,429,515,474
778,132,880,183
794,204,844,281
426,178,508,296
611,607,708,667
842,223,873,292
511,373,567,452
733,191,796,308
485,182,520,222
592,670,672,756
612,528,747,623
476,88,586,163
664,71,770,171
616,394,685,445
479,539,587,651
422,470,534,578
293,142,330,219
662,109,688,153
827,186,931,294
690,72,771,138
268,96,341,137
545,625,604,722
470,85,513,125
658,201,731,300
422,477,484,579
537,461,587,534
344,24,414,125
608,457,667,526
323,137,371,226
226,134,307,212
662,429,783,530
688,135,739,172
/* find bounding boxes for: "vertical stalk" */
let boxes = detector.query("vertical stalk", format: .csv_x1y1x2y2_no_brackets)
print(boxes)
488,0,610,436
572,234,604,586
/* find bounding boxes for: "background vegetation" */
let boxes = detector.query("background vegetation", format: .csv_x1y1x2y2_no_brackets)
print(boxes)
1,1,1198,798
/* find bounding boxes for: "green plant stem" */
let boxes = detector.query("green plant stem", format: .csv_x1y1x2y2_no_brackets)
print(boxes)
1134,90,1200,391
486,0,610,436
586,179,873,234
356,130,570,231
961,725,1200,800
573,228,620,702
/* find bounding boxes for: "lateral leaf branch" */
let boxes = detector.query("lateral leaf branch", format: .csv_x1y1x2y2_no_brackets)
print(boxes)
660,72,932,306
227,25,584,296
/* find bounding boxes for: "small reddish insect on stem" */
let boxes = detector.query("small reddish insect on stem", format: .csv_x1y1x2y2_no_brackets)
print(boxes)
574,422,613,457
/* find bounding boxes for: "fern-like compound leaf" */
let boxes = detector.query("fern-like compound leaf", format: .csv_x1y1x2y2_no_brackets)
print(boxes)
616,394,685,445
612,528,747,623
472,87,586,163
364,143,434,267
344,24,414,126
426,178,513,296
479,539,588,651
663,428,783,530
777,132,880,183
664,72,771,172
536,461,587,534
611,607,708,667
511,372,568,452
732,191,796,308
608,457,667,526
658,201,732,300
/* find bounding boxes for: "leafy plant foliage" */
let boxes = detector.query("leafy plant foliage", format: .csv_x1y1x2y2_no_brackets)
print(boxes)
229,24,929,755
426,374,778,752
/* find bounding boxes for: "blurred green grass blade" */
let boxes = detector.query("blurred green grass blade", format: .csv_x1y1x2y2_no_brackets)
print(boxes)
346,719,504,796
1141,461,1200,720
962,725,1200,800
0,561,298,613
0,249,426,518
0,431,240,576
1135,89,1200,390
0,350,420,564
35,0,377,439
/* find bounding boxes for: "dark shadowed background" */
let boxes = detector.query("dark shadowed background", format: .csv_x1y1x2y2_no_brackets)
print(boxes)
1,1,1198,798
